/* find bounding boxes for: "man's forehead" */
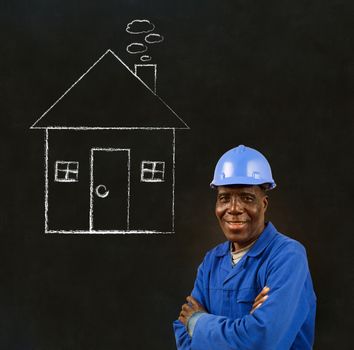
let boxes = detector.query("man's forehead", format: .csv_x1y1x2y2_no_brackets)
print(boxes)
216,185,261,194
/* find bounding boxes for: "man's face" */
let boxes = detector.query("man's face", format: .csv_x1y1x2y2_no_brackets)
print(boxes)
215,185,268,250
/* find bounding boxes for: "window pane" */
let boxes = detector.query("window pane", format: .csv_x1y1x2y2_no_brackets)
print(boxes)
152,171,164,181
155,162,164,172
68,162,79,171
143,170,153,180
56,170,68,179
142,162,154,171
67,171,78,181
141,161,165,182
55,161,79,182
57,162,69,171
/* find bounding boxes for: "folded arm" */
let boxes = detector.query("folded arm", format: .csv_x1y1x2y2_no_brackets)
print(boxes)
191,244,311,350
174,243,312,350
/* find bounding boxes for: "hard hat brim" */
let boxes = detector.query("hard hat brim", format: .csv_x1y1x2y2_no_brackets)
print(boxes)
210,176,276,190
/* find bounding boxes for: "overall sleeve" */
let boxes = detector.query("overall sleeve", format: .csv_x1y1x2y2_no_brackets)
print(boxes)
173,259,209,350
191,243,312,350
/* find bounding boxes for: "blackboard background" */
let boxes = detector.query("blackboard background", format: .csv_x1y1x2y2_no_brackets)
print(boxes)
2,0,353,349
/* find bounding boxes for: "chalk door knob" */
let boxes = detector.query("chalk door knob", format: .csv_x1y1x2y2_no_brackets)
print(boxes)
95,184,109,198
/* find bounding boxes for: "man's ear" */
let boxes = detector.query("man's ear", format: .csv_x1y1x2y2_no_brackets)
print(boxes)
263,195,269,212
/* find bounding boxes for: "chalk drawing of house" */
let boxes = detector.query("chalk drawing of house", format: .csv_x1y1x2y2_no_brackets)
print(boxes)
31,49,189,234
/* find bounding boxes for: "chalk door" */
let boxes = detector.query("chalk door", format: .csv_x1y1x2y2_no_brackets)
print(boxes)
90,148,130,231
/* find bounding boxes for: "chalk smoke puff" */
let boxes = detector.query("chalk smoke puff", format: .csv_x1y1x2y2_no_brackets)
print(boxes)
126,43,147,54
140,55,152,62
145,33,164,44
126,19,164,62
126,19,155,34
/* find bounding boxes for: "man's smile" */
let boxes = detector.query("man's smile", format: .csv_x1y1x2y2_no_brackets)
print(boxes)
224,220,249,229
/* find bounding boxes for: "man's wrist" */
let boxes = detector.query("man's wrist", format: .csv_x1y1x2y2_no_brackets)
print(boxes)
186,311,207,337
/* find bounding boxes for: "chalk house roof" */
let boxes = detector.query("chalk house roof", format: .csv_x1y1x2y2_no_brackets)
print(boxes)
31,49,189,130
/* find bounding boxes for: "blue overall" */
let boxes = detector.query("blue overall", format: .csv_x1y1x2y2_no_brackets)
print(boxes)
173,222,316,350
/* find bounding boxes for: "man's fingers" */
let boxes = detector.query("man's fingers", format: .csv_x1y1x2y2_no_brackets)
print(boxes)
250,290,270,314
254,286,270,303
178,315,186,325
186,295,199,307
250,302,263,314
252,295,268,309
254,286,270,302
181,303,192,312
178,296,205,326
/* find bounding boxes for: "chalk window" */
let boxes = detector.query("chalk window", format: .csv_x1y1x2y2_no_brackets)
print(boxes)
141,161,165,182
55,161,79,182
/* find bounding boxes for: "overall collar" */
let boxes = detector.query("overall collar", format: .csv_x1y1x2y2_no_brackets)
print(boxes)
215,221,278,258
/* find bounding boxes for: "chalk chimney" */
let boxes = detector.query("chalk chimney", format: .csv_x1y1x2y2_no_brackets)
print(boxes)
134,64,157,94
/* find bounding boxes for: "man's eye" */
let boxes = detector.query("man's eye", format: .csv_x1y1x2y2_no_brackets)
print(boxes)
218,196,229,203
242,196,254,202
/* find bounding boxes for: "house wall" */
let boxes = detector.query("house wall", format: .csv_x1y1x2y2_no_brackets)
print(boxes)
47,129,174,232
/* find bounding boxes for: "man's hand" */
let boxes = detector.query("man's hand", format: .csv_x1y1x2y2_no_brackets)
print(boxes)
178,287,269,326
250,286,270,314
178,296,207,326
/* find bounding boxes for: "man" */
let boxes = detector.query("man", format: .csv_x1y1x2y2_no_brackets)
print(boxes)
173,145,316,350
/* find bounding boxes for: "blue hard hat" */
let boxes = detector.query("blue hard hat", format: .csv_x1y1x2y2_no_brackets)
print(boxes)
210,145,276,190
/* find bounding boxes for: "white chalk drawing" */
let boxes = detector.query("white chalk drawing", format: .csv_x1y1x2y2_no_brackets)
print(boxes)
126,19,155,34
134,64,157,93
126,19,164,67
145,33,164,44
31,49,189,234
54,161,79,182
141,161,165,182
89,148,130,231
140,55,152,62
95,185,110,198
126,42,148,54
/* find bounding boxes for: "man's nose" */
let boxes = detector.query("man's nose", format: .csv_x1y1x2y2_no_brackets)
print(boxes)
227,197,244,214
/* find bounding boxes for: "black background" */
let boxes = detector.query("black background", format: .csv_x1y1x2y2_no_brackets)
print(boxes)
2,0,353,349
